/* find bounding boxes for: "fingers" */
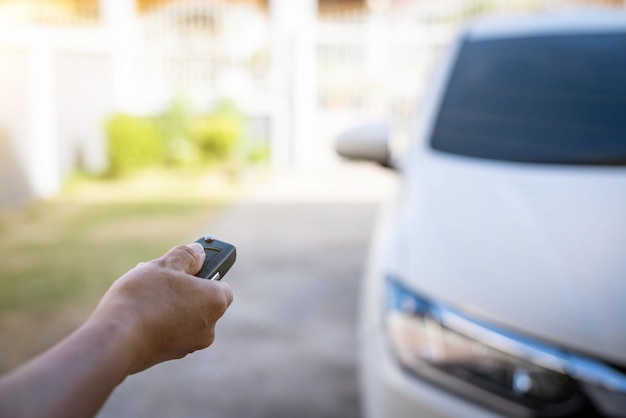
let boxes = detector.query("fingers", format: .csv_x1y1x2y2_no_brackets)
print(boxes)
207,281,234,317
148,243,234,313
217,282,234,308
154,243,206,275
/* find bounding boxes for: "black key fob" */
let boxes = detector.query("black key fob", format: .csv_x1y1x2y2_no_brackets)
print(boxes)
194,236,237,281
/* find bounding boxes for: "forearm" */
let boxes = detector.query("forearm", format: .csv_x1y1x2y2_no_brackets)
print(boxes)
0,313,138,418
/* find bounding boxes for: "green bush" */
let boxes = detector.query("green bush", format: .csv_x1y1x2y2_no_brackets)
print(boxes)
189,102,243,163
104,101,245,176
157,99,200,167
246,140,270,164
105,114,166,177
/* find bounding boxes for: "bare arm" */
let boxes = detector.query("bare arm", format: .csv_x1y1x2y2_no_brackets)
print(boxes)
0,243,233,418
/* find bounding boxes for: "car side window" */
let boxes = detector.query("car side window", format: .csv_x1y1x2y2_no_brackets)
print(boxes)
430,33,626,165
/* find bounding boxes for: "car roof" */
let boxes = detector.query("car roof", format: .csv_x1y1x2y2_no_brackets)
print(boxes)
464,9,626,41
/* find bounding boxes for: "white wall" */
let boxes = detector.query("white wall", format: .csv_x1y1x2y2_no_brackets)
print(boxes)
0,0,125,209
0,46,34,209
269,0,318,168
55,52,112,178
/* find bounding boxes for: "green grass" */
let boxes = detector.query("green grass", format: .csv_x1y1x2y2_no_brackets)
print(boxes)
0,169,240,372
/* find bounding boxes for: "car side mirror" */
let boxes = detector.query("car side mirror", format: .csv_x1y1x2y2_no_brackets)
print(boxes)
335,123,392,168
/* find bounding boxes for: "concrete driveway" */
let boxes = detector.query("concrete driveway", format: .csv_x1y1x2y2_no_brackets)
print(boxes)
97,163,395,418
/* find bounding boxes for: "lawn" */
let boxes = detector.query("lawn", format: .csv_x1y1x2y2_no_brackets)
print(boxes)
0,169,242,373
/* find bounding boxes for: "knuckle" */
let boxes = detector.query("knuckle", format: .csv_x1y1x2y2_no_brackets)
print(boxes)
214,282,233,311
153,257,169,269
216,284,234,312
172,244,197,263
207,289,229,317
200,329,216,348
190,324,215,352
157,245,198,271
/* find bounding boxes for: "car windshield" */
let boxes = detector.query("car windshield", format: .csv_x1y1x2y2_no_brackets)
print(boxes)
430,32,626,165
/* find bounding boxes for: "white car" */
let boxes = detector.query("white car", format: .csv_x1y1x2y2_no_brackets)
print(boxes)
337,12,626,418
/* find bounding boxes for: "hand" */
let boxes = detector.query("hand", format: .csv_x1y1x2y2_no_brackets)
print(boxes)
0,243,234,418
90,243,234,373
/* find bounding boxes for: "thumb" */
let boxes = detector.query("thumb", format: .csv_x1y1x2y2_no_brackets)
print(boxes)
155,243,206,275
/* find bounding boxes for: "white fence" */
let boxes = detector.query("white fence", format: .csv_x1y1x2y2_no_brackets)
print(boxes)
0,0,624,208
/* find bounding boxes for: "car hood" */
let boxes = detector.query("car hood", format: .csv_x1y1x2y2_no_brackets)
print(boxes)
401,155,626,365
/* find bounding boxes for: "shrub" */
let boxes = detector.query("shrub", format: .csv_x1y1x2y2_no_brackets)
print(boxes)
246,140,270,164
104,101,245,176
105,114,167,177
189,102,243,164
156,99,201,167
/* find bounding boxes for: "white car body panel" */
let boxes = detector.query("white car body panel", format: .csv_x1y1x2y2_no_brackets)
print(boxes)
403,154,626,364
358,11,626,418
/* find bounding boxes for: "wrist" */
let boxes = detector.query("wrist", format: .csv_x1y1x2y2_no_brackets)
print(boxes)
85,304,146,377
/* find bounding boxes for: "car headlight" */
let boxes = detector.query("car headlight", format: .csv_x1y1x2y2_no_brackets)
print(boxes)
385,277,626,417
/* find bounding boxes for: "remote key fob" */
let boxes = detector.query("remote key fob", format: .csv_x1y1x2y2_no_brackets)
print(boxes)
193,235,237,281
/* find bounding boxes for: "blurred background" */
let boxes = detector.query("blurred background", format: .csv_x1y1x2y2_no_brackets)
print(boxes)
0,0,625,417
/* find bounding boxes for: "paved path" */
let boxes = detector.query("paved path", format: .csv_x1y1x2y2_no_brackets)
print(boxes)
97,163,395,418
